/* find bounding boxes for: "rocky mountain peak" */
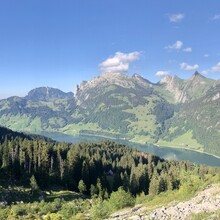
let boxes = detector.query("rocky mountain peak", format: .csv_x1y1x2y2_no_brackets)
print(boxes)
159,75,185,102
131,73,153,88
159,75,182,86
189,71,205,81
76,72,135,94
194,71,200,76
132,73,142,78
159,75,172,84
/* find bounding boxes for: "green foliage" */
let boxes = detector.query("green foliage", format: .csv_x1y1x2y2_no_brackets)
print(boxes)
30,175,39,192
44,213,63,220
190,211,220,220
91,198,110,220
162,83,220,156
0,127,220,219
108,187,135,211
59,203,79,219
78,180,86,194
0,207,10,219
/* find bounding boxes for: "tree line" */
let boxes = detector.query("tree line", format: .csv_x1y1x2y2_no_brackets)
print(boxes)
0,128,219,198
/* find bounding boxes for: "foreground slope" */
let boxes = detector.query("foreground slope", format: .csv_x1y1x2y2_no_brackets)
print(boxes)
107,184,220,220
0,127,220,219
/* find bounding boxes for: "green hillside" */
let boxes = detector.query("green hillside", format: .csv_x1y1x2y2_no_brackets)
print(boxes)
0,72,219,156
161,83,220,156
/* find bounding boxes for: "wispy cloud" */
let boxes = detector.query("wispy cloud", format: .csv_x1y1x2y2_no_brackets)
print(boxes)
211,62,220,72
155,70,170,77
204,54,210,58
211,14,220,21
180,62,199,71
99,51,141,74
165,40,183,50
168,13,185,23
202,61,220,75
183,47,192,53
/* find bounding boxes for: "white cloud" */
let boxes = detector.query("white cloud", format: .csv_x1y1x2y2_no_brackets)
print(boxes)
169,13,185,22
99,51,141,74
202,61,220,74
165,40,183,50
183,47,192,52
204,54,209,58
155,70,170,77
180,62,199,71
211,62,220,72
201,70,208,75
211,14,220,20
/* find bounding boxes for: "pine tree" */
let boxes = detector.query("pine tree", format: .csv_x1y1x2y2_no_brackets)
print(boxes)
30,175,39,193
149,172,160,196
78,179,86,194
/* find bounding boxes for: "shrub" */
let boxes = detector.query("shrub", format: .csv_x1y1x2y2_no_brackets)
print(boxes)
108,187,135,211
91,198,110,220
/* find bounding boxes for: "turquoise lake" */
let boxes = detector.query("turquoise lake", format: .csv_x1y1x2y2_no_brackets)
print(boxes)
43,132,220,167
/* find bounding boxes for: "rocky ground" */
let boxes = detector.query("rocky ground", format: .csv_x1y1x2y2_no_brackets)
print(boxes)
106,184,220,220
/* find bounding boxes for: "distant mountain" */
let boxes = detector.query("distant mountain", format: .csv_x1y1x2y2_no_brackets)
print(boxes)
26,87,73,101
0,72,219,156
161,82,220,155
0,87,76,133
159,72,215,103
73,72,173,141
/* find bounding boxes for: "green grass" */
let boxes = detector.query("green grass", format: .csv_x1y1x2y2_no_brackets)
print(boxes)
130,135,153,144
136,172,220,214
190,210,220,220
0,114,31,131
154,84,176,103
158,130,204,151
124,96,159,136
46,190,82,202
61,123,101,135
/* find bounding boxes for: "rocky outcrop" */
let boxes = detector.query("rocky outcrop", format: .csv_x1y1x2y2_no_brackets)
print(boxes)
159,72,215,103
74,72,153,105
160,75,185,102
107,184,220,220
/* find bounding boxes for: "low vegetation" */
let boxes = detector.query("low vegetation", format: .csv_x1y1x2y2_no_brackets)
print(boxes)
0,127,219,219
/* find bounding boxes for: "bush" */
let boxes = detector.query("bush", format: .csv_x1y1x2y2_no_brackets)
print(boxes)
44,213,63,220
91,198,110,220
136,191,147,204
10,204,27,217
0,207,10,219
108,187,135,211
60,203,78,219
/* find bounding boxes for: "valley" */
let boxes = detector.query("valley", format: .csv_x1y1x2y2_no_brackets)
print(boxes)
0,72,219,157
1,1,220,219
42,132,220,167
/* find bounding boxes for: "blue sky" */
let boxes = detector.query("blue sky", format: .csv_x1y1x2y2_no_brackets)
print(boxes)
0,0,220,98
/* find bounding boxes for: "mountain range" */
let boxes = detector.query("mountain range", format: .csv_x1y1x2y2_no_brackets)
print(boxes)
0,72,219,156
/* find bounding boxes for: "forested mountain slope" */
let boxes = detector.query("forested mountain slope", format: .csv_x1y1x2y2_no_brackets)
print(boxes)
161,82,220,155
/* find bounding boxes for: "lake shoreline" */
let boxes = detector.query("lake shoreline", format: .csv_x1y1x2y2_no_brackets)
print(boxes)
42,131,220,166
78,132,220,160
73,132,220,160
151,144,220,160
